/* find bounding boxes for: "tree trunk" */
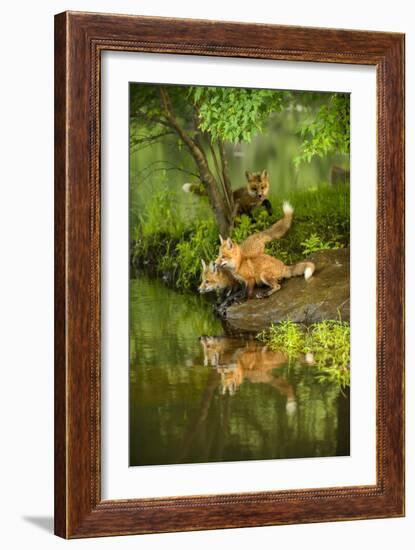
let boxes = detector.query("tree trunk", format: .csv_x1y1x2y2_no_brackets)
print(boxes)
200,171,231,237
159,87,231,236
218,139,234,213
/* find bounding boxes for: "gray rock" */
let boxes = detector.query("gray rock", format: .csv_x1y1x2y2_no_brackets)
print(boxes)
224,248,350,333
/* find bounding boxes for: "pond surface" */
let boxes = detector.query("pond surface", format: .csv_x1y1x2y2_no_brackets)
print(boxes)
129,275,350,467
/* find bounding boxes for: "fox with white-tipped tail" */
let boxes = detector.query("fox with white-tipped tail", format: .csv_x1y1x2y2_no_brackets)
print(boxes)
198,201,294,295
216,236,315,299
239,200,294,258
198,199,315,300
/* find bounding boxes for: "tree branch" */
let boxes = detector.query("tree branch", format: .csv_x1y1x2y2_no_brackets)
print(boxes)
130,112,173,129
192,106,232,221
218,139,234,216
137,160,199,181
130,130,174,144
159,86,230,235
207,139,224,186
130,130,176,151
208,139,233,220
159,88,208,168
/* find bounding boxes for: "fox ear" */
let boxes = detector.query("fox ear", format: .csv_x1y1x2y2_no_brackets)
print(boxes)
219,234,225,245
209,261,215,271
245,170,251,180
226,237,233,249
261,169,268,179
201,259,207,270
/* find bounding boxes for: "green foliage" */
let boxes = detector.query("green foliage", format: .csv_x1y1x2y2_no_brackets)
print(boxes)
258,320,350,388
306,320,350,387
130,83,350,202
294,94,350,166
174,220,219,289
258,321,305,359
130,84,291,148
138,183,187,238
131,184,350,291
129,81,351,299
230,184,349,265
190,86,291,143
230,210,270,242
300,233,344,256
130,84,193,134
130,84,350,156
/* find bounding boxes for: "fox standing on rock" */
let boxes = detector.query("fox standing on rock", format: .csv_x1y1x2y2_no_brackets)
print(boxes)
183,169,273,218
216,238,315,299
198,201,294,295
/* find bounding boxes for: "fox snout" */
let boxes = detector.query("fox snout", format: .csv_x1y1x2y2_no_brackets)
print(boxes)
198,283,216,293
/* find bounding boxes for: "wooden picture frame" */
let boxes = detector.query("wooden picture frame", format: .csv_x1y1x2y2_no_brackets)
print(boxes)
54,11,405,538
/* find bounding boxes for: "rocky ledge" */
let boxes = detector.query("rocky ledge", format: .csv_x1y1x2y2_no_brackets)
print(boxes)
224,248,350,333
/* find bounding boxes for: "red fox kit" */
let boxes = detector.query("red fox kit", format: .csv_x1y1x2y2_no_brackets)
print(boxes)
198,202,293,296
233,170,272,217
183,169,273,218
198,260,238,295
217,238,315,299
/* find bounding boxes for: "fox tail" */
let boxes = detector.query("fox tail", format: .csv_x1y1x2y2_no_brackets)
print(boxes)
263,201,294,241
182,182,207,197
285,261,315,281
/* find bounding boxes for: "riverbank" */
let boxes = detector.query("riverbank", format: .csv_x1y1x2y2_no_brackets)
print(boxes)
131,247,351,389
130,185,351,388
130,184,350,291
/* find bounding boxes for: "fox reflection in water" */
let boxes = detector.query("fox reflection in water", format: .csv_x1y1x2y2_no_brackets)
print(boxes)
199,336,297,415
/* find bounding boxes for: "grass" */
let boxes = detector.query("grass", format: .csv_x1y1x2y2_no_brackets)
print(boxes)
257,320,350,388
130,183,350,291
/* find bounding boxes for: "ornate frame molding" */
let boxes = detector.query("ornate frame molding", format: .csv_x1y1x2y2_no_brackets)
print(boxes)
55,11,405,538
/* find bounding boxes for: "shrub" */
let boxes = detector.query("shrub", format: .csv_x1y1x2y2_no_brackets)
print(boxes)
175,220,218,289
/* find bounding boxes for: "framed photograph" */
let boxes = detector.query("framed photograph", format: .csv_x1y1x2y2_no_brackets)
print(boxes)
54,11,405,538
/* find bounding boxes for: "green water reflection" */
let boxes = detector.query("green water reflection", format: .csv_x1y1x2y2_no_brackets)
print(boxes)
129,276,350,467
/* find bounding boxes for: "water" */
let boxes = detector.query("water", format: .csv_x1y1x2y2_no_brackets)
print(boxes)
129,275,350,467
